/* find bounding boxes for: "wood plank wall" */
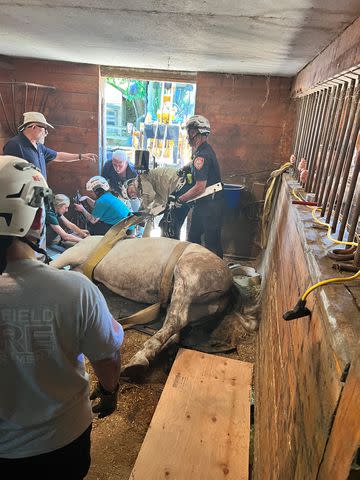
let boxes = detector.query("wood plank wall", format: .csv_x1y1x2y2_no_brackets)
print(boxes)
0,57,13,149
254,176,360,479
0,55,99,199
196,73,295,187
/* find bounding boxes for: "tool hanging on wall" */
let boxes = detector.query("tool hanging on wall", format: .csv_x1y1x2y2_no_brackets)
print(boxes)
0,81,56,136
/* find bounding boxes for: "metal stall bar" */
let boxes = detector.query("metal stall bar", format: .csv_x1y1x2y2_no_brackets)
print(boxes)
291,98,301,155
318,81,348,209
305,88,329,192
324,79,356,223
338,149,360,241
346,183,360,243
313,84,340,200
331,82,360,234
302,93,318,166
301,91,320,187
296,94,312,174
295,96,309,171
297,93,317,182
292,97,304,157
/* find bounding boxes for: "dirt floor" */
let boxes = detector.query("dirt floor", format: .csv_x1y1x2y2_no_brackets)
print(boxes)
85,274,258,480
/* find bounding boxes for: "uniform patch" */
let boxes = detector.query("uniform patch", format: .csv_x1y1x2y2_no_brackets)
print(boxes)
194,157,204,170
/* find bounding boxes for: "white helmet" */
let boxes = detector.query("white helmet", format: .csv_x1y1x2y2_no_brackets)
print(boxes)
86,175,110,192
185,115,211,135
0,156,52,237
122,178,138,200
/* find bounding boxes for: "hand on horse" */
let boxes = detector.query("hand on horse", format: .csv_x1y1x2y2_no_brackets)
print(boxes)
90,381,119,419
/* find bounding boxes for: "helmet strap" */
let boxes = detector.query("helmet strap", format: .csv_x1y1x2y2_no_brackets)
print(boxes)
0,237,13,275
20,237,52,265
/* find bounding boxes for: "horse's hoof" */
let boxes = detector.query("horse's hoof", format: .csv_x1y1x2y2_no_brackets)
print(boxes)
121,362,148,380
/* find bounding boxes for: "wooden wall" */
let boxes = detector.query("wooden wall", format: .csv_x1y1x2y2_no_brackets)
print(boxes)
0,55,99,198
196,73,295,187
254,176,360,479
0,57,13,150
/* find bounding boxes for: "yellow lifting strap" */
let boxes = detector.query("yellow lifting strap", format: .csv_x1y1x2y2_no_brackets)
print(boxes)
120,241,190,330
82,215,146,280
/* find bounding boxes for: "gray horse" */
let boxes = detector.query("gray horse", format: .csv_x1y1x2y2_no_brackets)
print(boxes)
51,237,258,375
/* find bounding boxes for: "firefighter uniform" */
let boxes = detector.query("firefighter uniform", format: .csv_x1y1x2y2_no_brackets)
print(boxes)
188,141,224,257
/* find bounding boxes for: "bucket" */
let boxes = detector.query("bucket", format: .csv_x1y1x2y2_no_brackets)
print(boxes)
223,183,244,209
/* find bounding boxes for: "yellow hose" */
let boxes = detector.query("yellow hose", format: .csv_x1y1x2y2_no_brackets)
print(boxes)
290,188,359,305
291,188,358,247
301,269,360,301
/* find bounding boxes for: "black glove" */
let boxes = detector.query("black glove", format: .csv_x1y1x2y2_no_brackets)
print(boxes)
177,165,191,177
90,381,119,419
168,194,184,208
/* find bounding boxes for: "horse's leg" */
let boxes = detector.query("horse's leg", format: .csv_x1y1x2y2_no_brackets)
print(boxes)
121,276,190,375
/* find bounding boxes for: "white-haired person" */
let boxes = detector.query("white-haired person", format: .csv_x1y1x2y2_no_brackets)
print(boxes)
101,149,137,196
0,156,123,478
46,194,89,249
74,176,132,235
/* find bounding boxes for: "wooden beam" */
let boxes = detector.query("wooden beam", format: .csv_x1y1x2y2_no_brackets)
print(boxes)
130,349,253,480
101,65,196,83
292,16,360,96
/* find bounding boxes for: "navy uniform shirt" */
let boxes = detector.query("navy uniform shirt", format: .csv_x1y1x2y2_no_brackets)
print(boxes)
190,141,223,205
3,132,57,178
191,140,222,184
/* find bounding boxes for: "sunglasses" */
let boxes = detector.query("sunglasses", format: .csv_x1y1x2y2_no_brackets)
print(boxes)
35,125,48,133
28,124,48,133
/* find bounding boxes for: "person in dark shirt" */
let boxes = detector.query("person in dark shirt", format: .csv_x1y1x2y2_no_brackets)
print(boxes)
3,111,97,257
3,112,97,179
101,149,137,196
46,194,89,248
178,115,224,258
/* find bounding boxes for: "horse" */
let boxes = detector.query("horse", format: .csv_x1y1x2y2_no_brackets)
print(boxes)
50,236,258,376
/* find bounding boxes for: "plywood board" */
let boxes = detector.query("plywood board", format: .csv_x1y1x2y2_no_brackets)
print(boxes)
318,352,360,479
130,349,253,480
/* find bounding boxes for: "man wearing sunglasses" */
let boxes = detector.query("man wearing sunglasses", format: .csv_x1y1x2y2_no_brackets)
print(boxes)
3,111,97,179
3,112,98,259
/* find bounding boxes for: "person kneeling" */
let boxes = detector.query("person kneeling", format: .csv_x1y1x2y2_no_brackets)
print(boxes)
75,176,133,235
46,194,89,249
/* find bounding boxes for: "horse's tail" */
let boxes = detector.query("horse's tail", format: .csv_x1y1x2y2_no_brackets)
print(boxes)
226,283,261,332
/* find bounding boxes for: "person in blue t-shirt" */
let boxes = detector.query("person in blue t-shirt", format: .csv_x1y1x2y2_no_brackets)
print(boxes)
74,176,132,235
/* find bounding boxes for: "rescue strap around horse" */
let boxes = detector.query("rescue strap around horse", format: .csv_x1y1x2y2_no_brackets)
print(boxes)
120,241,190,330
82,214,146,280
